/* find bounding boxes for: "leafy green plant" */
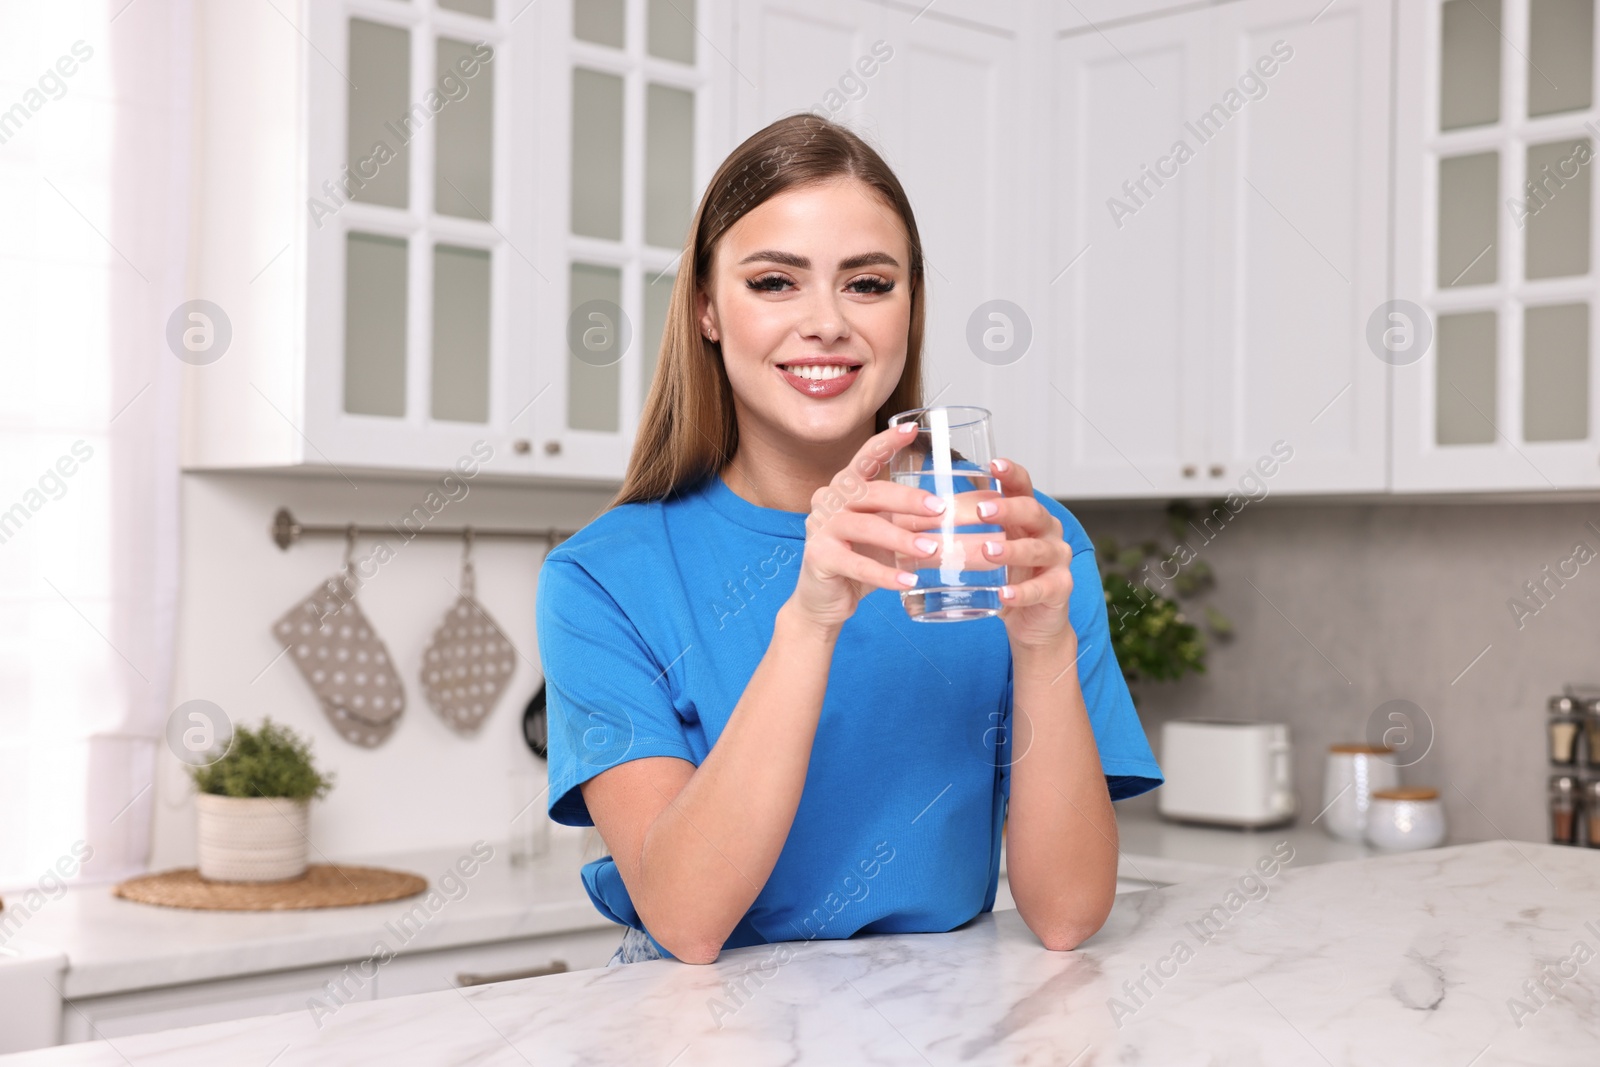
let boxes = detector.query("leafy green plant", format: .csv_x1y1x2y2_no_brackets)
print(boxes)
189,718,335,801
1096,502,1234,699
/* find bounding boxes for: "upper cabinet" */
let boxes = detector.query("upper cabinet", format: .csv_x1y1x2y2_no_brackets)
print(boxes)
1047,0,1393,499
183,0,1597,500
183,0,731,481
732,0,1047,483
1393,0,1600,491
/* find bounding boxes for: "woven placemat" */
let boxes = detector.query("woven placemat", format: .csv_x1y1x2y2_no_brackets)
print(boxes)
113,865,428,911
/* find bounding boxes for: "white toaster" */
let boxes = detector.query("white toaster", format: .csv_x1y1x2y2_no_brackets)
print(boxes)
1157,719,1296,828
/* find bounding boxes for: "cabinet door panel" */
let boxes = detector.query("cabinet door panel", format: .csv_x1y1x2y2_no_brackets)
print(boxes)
1207,0,1391,493
1050,11,1213,498
863,9,1043,478
733,0,886,140
65,965,373,1042
374,928,621,998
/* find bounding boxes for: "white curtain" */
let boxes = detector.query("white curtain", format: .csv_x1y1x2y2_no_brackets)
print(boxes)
0,0,189,889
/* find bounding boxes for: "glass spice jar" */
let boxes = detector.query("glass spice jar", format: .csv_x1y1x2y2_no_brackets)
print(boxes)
1586,701,1600,770
1548,695,1585,766
1550,774,1581,846
1586,780,1600,849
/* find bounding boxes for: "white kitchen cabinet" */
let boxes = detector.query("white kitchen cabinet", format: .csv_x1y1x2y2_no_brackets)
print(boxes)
732,1,1048,477
1392,0,1600,491
62,960,378,1042
1046,0,1393,499
1207,0,1392,494
1047,5,1215,499
182,0,732,482
60,928,619,1044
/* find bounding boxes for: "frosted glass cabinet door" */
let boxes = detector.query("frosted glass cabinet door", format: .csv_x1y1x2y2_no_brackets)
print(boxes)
571,69,624,240
645,84,694,249
344,233,409,417
1439,0,1501,129
1528,0,1594,116
566,262,624,434
431,245,492,424
435,38,495,219
347,19,411,209
1392,0,1600,490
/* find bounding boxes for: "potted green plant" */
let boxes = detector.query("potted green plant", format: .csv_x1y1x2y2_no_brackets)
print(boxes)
189,718,334,882
1096,501,1235,703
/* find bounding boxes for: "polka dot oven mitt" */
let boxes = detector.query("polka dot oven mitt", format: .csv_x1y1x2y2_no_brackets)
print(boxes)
421,552,516,735
273,570,405,747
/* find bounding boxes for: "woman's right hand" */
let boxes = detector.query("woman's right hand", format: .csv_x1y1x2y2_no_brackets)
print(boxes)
786,422,950,634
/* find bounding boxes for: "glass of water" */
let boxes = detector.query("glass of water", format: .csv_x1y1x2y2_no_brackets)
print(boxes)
887,405,1006,622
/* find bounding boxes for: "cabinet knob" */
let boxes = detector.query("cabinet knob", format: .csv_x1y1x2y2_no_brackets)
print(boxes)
512,439,531,455
1181,465,1197,478
1208,464,1224,478
543,440,562,456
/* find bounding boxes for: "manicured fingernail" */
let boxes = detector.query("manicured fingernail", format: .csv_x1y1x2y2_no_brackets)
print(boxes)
1000,585,1015,600
897,422,917,434
993,458,1010,473
924,495,946,514
978,501,997,518
984,540,1002,557
915,537,940,555
898,571,919,587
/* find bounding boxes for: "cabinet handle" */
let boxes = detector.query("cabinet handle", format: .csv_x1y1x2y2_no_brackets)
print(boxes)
512,439,531,455
1181,465,1197,478
543,440,562,456
1208,464,1224,478
455,960,569,987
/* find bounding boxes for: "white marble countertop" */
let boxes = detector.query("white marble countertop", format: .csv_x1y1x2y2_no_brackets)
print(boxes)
13,834,611,999
6,840,1593,1066
1110,808,1378,885
11,811,1377,1001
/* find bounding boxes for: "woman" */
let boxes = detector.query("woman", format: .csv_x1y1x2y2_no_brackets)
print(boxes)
535,114,1161,967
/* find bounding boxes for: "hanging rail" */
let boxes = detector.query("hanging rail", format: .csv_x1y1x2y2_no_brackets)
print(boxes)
270,507,579,551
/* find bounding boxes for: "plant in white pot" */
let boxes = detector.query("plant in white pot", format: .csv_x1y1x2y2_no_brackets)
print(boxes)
189,719,334,882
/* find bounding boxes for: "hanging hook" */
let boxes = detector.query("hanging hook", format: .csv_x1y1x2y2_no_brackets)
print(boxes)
459,525,478,599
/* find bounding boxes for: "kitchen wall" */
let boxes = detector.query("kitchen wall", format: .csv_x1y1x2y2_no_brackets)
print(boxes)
150,470,616,869
1083,495,1600,845
155,472,1595,866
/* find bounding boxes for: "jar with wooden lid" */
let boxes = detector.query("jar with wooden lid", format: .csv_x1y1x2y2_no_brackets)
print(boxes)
1321,743,1399,842
1365,787,1447,851
1585,780,1600,848
1550,774,1582,845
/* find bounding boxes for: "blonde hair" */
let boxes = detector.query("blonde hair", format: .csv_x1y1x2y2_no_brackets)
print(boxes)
608,113,927,509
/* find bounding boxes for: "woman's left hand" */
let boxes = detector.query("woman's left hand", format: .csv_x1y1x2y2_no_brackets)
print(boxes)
978,457,1076,654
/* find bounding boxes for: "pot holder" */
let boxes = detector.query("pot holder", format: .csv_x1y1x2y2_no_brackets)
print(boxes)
272,526,405,747
421,529,517,735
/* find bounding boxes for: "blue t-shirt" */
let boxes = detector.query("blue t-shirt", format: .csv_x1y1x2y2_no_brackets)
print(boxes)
535,469,1161,959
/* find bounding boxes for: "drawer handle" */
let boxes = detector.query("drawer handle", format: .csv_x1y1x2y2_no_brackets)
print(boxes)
456,960,569,987
1181,465,1197,478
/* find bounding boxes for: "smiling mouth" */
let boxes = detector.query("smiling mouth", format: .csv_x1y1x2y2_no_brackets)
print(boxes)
777,363,861,380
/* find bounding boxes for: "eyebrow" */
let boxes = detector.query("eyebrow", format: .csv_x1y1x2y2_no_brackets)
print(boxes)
737,250,900,271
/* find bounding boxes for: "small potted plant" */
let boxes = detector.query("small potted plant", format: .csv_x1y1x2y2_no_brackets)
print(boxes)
189,718,334,882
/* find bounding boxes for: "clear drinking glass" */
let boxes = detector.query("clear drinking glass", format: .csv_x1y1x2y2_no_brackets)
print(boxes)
887,405,1006,622
508,767,551,865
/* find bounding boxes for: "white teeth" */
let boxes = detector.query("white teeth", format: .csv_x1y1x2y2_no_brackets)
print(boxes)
783,364,853,380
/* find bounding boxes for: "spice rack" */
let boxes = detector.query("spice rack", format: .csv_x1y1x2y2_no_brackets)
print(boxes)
1547,686,1600,848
